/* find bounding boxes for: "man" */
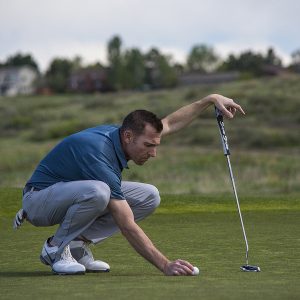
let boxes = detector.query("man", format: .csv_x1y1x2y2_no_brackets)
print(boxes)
14,94,244,276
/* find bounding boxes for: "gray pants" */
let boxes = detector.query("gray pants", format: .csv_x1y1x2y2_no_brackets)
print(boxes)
23,180,160,256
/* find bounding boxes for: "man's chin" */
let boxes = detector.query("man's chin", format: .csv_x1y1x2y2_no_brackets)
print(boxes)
135,159,148,165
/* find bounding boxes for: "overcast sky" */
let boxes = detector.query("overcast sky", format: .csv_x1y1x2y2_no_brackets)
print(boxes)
1,0,299,71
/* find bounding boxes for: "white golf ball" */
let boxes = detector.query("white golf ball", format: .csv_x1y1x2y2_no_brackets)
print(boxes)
192,266,200,276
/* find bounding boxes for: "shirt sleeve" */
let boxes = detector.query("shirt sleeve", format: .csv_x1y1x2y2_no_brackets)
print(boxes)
81,161,125,200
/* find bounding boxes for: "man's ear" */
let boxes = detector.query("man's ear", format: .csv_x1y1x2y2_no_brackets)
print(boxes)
123,129,134,144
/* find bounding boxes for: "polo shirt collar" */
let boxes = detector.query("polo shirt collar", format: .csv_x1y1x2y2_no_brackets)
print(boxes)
111,127,128,169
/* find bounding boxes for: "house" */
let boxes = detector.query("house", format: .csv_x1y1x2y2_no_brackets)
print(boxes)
69,67,110,93
261,64,287,76
0,66,38,96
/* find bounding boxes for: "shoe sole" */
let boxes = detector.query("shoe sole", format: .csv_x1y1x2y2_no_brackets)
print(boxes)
52,270,85,275
86,269,110,273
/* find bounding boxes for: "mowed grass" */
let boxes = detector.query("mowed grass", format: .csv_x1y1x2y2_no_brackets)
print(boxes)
0,189,300,300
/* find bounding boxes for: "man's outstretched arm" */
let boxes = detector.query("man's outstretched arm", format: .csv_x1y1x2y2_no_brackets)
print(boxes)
161,94,245,136
108,199,194,276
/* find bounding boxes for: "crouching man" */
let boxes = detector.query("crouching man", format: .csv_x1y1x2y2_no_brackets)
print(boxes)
13,94,244,275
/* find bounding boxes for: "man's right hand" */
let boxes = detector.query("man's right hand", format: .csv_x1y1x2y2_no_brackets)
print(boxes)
164,259,194,276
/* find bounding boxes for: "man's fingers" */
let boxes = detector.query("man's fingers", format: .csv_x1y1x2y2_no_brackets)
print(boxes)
231,102,245,115
219,105,233,119
229,107,237,116
176,259,194,271
172,266,190,276
13,209,25,230
171,259,194,275
219,102,245,119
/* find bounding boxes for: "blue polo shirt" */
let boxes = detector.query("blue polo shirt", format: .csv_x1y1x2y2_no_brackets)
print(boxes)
26,125,128,200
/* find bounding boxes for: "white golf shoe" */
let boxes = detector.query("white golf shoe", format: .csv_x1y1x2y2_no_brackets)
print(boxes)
70,240,110,273
40,238,86,275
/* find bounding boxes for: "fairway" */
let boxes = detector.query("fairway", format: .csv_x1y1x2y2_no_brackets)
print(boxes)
0,189,299,300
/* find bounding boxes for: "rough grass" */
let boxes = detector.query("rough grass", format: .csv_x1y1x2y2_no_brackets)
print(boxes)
0,189,300,300
1,142,299,195
1,76,300,194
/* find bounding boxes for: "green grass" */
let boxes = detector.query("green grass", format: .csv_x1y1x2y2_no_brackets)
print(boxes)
1,188,300,299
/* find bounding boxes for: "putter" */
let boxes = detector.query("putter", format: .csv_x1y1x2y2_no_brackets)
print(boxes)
215,106,260,272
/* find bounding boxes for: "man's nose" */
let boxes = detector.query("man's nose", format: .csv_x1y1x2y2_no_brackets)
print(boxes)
149,148,157,157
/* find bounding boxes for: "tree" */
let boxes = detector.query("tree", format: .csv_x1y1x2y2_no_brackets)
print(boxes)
45,58,74,93
290,49,300,73
72,55,83,71
144,48,177,89
291,49,300,64
107,35,124,90
220,48,284,76
3,52,39,72
122,48,145,89
264,48,282,66
187,44,219,73
220,51,265,76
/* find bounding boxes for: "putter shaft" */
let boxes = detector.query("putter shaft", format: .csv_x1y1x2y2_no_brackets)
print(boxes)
226,155,249,265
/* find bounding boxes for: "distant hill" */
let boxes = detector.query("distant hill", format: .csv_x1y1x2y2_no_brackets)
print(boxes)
1,74,299,148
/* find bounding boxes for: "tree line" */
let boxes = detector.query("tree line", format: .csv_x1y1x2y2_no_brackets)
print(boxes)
1,35,300,93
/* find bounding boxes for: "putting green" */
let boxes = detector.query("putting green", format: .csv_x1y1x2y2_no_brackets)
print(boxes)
0,189,299,300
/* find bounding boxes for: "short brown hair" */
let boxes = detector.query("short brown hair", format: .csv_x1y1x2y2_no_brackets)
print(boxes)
120,110,163,136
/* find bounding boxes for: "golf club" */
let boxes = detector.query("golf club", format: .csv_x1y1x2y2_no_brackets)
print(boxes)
215,106,260,272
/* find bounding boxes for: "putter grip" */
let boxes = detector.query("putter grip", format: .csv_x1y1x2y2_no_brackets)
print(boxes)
215,106,230,156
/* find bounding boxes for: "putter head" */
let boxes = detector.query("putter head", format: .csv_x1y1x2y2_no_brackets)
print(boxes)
240,265,261,272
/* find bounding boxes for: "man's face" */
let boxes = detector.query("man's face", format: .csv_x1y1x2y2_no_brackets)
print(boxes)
123,124,161,165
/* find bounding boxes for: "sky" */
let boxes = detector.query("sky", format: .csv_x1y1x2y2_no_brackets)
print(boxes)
0,0,299,71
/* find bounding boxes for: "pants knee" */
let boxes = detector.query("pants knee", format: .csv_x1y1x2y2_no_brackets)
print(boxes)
88,182,111,212
145,184,161,210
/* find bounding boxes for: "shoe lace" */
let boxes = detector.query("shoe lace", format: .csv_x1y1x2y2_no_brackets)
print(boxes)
61,245,77,262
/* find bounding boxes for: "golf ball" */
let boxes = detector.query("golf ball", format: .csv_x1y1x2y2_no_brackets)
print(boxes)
192,266,200,276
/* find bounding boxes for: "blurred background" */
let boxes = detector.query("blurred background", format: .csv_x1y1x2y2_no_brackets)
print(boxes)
0,0,299,196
